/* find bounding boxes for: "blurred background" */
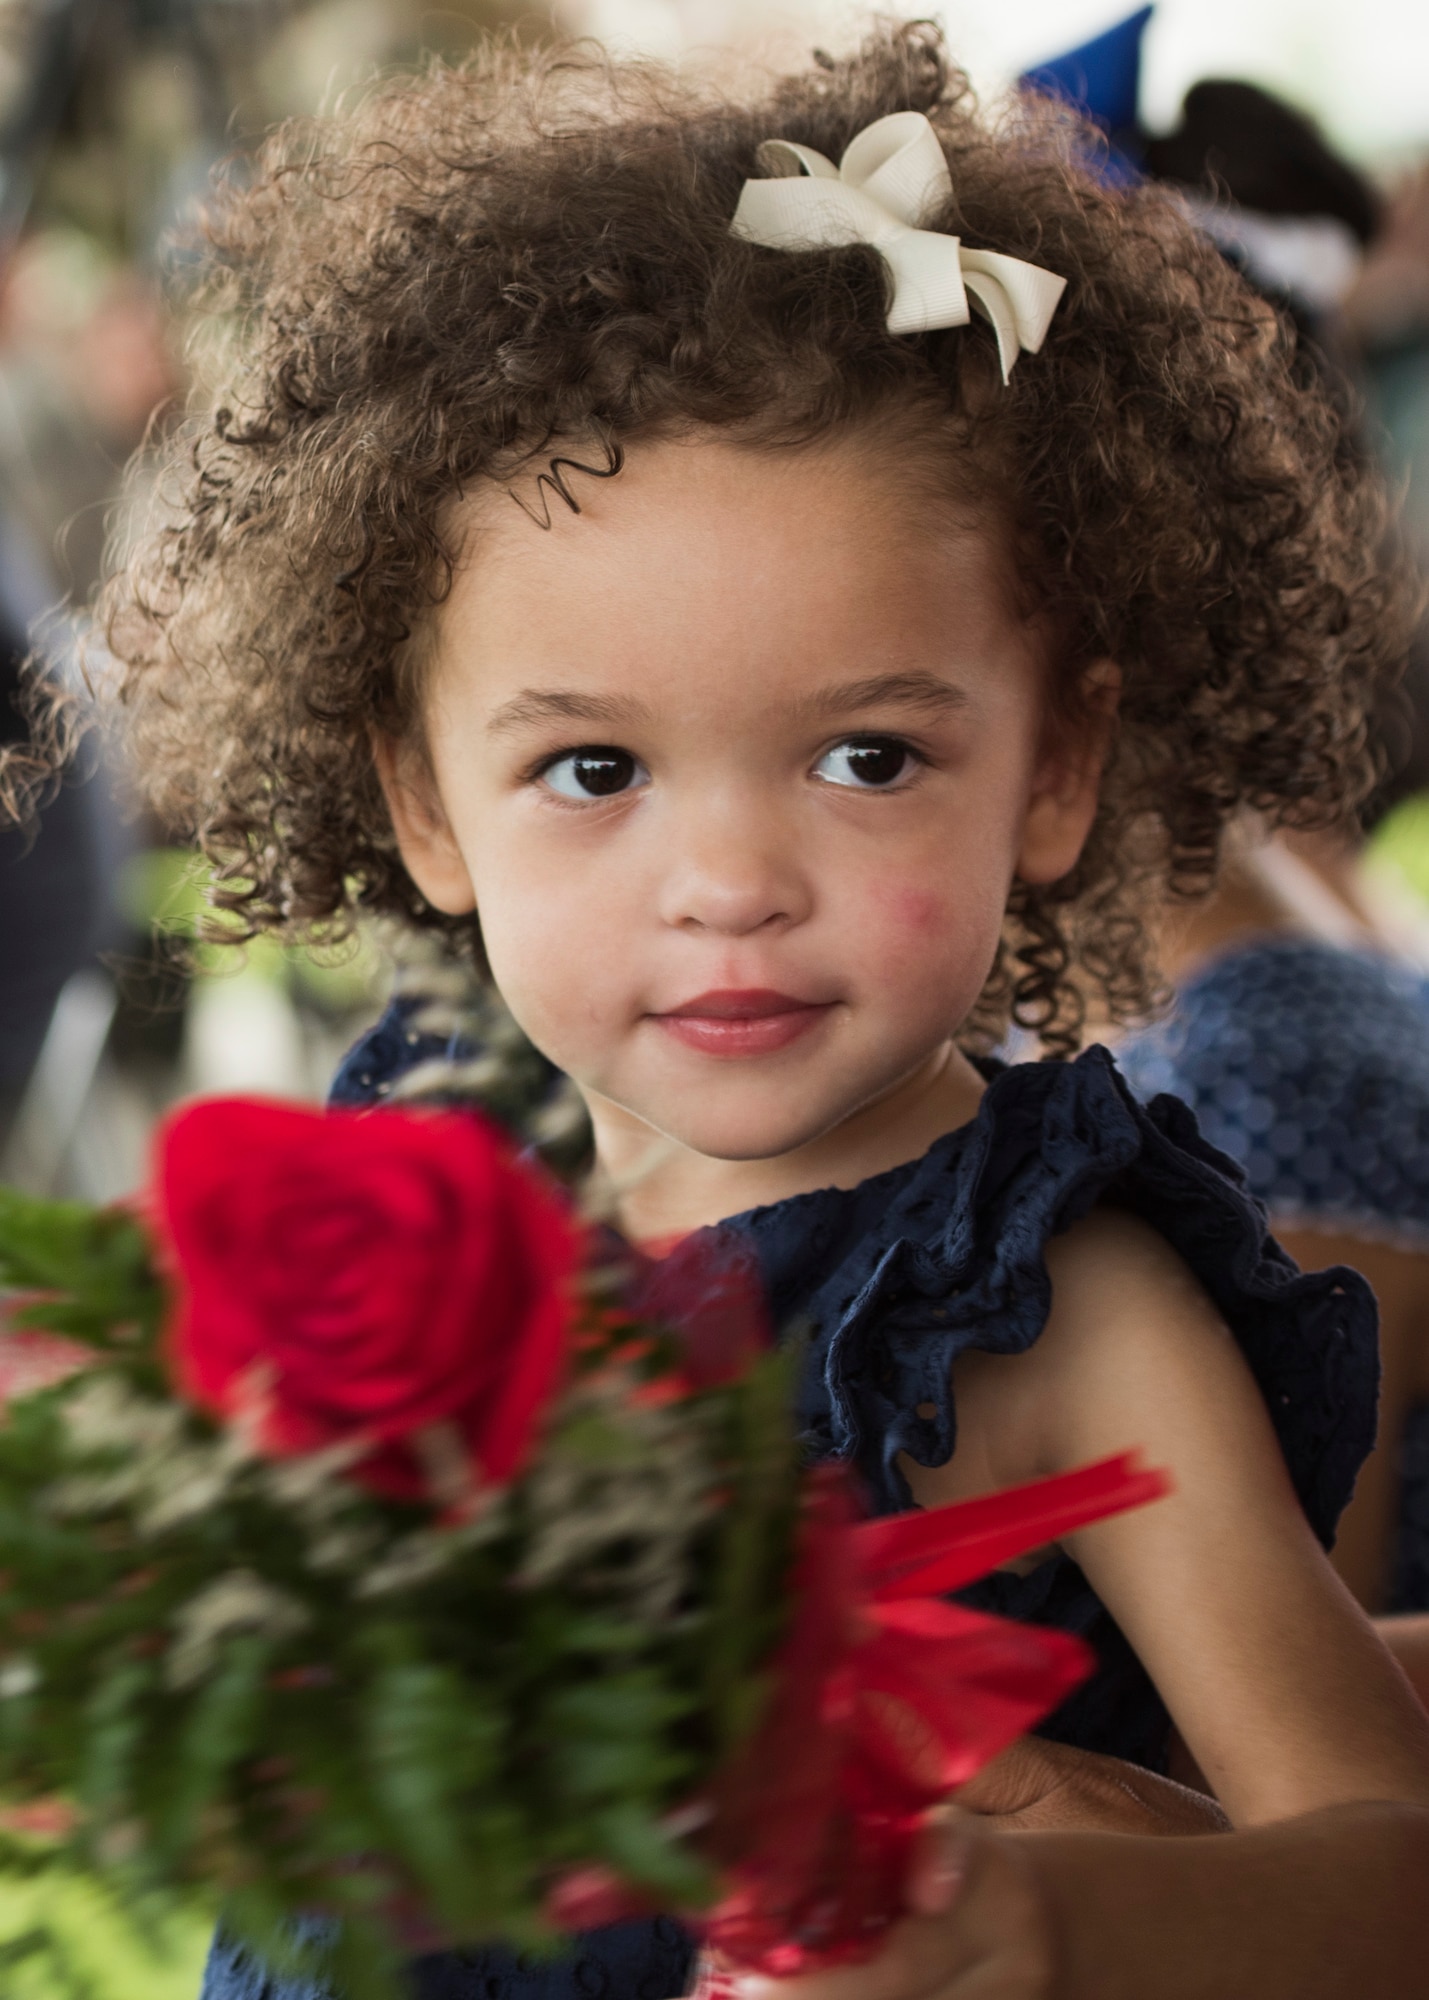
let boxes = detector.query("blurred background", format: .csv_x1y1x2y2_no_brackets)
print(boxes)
4,1,1429,1990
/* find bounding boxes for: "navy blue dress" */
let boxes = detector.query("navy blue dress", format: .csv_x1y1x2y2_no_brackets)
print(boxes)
202,1015,1377,2000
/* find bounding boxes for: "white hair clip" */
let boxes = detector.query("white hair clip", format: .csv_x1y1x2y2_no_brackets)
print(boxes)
730,111,1067,381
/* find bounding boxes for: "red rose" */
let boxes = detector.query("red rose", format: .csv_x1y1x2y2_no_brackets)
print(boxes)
156,1098,582,1500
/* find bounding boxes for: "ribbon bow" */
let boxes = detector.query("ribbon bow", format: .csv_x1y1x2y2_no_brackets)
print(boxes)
730,110,1067,380
701,1449,1170,1976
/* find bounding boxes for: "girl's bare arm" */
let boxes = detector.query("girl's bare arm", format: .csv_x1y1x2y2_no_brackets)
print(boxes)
910,1207,1429,1824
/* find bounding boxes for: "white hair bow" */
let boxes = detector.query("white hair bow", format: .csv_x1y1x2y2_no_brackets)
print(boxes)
730,111,1067,381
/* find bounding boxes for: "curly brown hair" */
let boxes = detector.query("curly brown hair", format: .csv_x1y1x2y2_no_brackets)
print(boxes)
11,21,1412,1053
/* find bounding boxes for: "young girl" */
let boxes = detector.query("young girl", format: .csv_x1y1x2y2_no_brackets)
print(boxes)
18,22,1429,1999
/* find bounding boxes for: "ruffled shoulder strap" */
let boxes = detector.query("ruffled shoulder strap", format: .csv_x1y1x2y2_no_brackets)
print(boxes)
786,1045,1376,1539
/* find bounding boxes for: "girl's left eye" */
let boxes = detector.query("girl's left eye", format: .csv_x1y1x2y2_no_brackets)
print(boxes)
538,746,651,800
813,736,920,789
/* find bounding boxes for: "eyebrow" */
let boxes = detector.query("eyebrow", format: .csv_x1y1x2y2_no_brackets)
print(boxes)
485,688,656,735
484,670,969,737
794,671,971,721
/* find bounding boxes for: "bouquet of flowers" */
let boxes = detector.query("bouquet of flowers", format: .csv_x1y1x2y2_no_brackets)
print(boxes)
0,1092,1166,2000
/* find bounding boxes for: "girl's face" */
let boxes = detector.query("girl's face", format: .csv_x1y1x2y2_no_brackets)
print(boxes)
380,437,1105,1174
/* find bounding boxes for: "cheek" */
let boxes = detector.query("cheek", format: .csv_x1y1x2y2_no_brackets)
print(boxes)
844,857,1009,1001
885,886,947,936
469,841,632,1052
875,882,993,966
855,855,1004,950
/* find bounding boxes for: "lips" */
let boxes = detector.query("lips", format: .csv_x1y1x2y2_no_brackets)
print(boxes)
650,989,834,1058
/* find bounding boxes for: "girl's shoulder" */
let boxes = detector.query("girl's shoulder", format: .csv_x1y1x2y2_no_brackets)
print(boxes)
714,1044,1376,1549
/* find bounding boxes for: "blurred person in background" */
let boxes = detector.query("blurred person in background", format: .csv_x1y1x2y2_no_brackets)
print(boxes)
0,232,183,1158
0,512,100,1149
0,0,526,1186
0,0,192,1163
0,232,179,597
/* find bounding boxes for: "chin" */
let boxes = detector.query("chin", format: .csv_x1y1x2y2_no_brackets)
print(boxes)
650,1098,855,1165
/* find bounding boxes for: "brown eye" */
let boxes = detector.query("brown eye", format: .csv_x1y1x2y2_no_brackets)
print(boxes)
814,736,917,789
541,747,650,799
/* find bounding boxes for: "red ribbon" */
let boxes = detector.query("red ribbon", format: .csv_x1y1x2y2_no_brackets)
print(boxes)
698,1449,1171,1975
548,1451,1170,1973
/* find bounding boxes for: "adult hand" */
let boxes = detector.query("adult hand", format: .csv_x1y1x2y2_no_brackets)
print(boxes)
956,1734,1228,1836
694,1800,1429,2000
692,1811,1055,2000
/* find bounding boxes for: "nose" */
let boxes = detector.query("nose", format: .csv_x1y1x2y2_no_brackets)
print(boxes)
655,786,813,937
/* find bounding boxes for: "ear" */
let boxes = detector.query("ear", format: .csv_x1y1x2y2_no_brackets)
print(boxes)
371,731,478,915
1015,660,1121,888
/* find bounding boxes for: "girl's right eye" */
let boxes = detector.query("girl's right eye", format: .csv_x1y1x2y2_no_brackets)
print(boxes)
538,746,650,800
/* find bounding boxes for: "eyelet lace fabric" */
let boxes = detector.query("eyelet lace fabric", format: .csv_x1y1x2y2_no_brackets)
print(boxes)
203,1021,1376,2000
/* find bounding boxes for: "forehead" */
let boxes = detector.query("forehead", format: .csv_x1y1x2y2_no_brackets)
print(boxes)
430,436,1034,713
